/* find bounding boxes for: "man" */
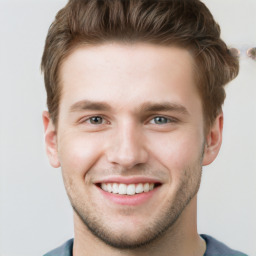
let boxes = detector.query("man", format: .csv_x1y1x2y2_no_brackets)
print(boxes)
41,0,246,255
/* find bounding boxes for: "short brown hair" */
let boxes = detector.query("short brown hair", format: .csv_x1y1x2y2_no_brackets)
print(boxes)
41,0,239,130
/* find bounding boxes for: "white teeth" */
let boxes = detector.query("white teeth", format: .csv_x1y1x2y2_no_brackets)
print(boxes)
107,183,112,193
127,184,136,195
112,183,119,194
101,183,108,192
100,182,156,195
136,183,144,194
118,184,127,195
143,183,149,192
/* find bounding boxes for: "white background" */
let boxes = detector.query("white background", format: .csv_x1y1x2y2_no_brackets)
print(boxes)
0,0,255,255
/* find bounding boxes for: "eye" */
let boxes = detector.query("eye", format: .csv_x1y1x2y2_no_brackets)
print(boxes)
77,115,110,131
85,116,106,125
149,116,174,125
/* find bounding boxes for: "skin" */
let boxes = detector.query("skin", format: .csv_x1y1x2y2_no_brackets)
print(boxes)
43,43,223,256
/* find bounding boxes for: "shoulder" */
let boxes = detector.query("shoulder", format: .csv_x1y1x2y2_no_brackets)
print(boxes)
201,234,248,256
43,239,74,256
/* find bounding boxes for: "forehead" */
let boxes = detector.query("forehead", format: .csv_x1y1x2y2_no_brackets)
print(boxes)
58,43,200,113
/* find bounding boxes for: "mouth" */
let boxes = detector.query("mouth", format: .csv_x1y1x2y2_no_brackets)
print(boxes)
96,182,161,196
94,177,162,205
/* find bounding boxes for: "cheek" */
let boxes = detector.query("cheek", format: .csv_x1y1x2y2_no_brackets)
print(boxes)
57,132,104,177
147,129,204,171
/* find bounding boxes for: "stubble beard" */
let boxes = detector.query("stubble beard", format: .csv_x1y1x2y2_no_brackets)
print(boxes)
64,158,203,250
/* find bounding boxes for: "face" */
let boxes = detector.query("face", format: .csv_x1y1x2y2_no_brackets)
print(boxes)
44,43,222,249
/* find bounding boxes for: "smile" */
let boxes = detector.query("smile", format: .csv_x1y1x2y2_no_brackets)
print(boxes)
95,180,162,206
100,183,159,195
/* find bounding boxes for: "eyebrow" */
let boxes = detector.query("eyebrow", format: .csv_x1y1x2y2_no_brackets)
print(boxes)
69,100,189,116
69,100,112,112
140,102,189,116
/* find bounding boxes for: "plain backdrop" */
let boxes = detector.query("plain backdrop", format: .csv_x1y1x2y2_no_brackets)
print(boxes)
0,0,255,255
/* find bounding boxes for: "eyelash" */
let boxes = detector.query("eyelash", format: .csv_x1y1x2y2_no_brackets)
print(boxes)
149,116,177,125
80,116,109,125
79,115,177,125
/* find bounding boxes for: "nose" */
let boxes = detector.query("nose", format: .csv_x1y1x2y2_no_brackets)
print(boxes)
106,122,149,169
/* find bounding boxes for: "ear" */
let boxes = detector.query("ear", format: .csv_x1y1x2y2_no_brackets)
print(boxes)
42,111,60,168
202,113,223,166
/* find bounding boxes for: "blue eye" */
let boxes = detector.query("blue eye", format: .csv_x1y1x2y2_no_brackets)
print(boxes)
88,116,104,124
150,116,172,125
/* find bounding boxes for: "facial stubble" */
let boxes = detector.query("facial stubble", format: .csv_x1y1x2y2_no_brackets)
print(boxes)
63,153,203,250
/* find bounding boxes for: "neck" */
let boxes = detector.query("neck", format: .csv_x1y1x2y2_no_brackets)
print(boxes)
73,197,206,256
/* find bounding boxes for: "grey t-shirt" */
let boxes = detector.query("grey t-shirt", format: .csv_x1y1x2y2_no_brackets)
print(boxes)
43,234,247,256
200,234,247,256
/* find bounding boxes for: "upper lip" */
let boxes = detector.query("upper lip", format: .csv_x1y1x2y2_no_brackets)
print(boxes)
94,176,162,184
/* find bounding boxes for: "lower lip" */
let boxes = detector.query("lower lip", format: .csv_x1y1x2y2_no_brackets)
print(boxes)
96,185,160,206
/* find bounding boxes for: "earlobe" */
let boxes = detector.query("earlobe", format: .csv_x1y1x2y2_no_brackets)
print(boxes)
42,111,60,168
202,113,223,166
